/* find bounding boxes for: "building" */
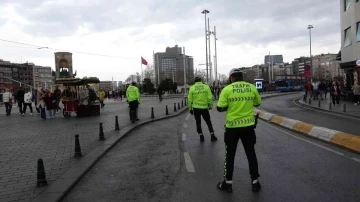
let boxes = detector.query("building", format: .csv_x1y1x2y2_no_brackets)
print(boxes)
0,61,33,92
33,66,53,89
339,0,360,89
99,81,112,91
112,81,117,91
154,45,194,86
292,57,311,76
312,54,343,80
264,55,283,65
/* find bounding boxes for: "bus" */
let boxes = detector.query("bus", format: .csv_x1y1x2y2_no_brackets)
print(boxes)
275,79,304,92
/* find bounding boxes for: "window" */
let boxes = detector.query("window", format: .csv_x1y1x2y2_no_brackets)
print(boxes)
344,27,352,47
12,68,18,72
345,0,351,11
357,22,360,42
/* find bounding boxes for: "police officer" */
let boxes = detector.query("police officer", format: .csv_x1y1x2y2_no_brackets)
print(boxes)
188,76,217,142
216,68,261,193
126,81,140,123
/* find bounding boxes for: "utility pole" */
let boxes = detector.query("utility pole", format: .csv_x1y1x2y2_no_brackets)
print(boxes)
208,18,212,85
213,26,218,86
183,46,187,95
202,9,210,84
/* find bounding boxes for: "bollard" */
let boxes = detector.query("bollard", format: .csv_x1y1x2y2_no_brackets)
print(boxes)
166,105,169,115
115,116,120,131
174,103,177,112
329,102,332,110
182,100,184,108
99,123,105,140
318,99,321,107
151,107,154,119
36,158,48,187
308,98,311,105
303,95,306,102
343,104,346,112
185,99,187,106
178,103,180,110
74,134,82,157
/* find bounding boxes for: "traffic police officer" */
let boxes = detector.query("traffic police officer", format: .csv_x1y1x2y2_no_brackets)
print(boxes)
126,81,140,123
188,76,217,142
216,68,262,193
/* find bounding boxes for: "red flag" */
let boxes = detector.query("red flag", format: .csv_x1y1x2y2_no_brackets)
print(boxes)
141,57,148,65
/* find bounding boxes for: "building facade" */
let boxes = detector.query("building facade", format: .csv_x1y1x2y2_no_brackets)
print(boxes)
340,0,360,88
312,54,343,81
264,55,284,65
154,45,194,86
33,66,53,89
99,81,112,91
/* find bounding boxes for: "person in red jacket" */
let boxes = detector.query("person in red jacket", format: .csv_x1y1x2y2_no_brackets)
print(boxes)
44,89,57,118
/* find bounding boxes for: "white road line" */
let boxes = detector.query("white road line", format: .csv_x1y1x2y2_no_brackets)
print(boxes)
260,120,345,157
185,114,190,121
292,98,360,121
183,123,188,128
351,157,360,163
184,152,195,173
182,133,187,141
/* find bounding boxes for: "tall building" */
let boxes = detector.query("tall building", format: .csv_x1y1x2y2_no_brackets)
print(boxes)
154,45,194,86
99,81,112,91
312,54,343,80
340,0,360,88
33,66,53,89
264,55,283,65
292,57,311,76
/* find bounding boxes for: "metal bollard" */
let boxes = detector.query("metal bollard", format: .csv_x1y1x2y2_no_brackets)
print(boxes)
74,134,82,157
329,102,332,110
36,158,48,187
308,98,311,105
343,104,346,112
182,100,184,108
151,107,154,119
178,103,180,110
174,103,177,112
115,116,120,131
303,95,306,102
99,122,105,140
318,99,321,107
184,99,187,106
166,105,169,115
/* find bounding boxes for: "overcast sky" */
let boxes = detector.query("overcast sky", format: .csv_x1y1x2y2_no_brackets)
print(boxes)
0,0,340,82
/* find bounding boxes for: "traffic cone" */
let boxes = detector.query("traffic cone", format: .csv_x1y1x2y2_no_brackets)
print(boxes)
36,158,48,187
74,134,82,157
99,122,105,140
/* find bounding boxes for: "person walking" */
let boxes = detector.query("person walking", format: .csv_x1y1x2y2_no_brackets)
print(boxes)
17,87,25,115
216,68,262,193
188,76,217,142
23,89,33,115
330,81,341,105
126,81,140,123
2,88,13,116
352,81,360,105
44,89,56,118
37,88,47,119
99,89,106,108
54,86,62,113
157,86,163,102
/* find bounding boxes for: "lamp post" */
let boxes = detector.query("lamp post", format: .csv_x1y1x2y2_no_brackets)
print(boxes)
308,25,314,79
202,9,210,83
183,47,187,96
207,18,212,85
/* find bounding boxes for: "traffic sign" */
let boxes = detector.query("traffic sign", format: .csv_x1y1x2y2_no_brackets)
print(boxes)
255,81,262,89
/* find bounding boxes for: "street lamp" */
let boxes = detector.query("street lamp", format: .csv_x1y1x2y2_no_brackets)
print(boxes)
209,26,218,86
202,9,210,83
308,25,314,79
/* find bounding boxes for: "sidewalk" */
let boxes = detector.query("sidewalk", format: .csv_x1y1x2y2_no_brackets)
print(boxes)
298,96,360,118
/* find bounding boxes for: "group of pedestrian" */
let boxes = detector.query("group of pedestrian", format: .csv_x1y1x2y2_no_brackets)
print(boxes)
188,68,262,193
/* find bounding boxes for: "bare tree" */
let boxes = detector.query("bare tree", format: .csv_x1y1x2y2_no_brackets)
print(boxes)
194,69,207,82
136,72,141,83
244,69,256,83
144,65,155,82
125,74,136,83
219,74,228,85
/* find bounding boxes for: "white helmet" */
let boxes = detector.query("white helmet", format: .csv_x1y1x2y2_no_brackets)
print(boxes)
229,68,243,77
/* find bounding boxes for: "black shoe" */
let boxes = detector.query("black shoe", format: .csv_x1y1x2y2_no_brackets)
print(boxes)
252,180,261,192
217,181,233,193
136,118,140,121
200,135,204,142
211,135,218,141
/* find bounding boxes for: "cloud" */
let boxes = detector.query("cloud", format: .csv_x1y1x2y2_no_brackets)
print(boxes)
0,0,342,81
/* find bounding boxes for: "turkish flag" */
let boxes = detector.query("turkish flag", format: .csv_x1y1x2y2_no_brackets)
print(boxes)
141,57,148,65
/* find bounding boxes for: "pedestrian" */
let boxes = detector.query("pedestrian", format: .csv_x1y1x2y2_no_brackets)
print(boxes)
157,86,163,102
312,81,319,100
44,89,56,118
86,85,97,106
54,86,62,113
17,87,25,115
126,81,140,123
99,89,106,108
119,90,123,100
37,88,47,119
318,81,326,100
23,89,33,115
2,88,13,116
32,90,40,114
216,68,262,193
352,81,360,105
188,76,218,142
330,81,341,105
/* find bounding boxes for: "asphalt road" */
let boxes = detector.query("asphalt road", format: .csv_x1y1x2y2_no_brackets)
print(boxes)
62,109,360,202
260,92,360,136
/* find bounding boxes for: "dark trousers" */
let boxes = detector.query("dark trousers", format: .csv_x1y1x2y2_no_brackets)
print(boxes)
100,100,105,108
332,95,340,105
4,102,12,115
129,101,138,121
193,108,214,134
23,103,33,113
158,94,162,101
353,95,359,103
224,126,260,181
18,100,24,114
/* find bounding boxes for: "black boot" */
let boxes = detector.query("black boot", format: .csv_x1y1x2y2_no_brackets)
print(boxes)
252,179,261,192
200,134,204,142
217,181,233,193
211,133,218,141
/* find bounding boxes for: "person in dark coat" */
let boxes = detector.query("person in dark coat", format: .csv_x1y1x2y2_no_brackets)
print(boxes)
330,81,341,105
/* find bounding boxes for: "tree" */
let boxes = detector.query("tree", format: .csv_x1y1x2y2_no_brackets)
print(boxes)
144,65,155,83
243,70,256,83
125,74,136,83
159,78,177,93
143,78,155,94
194,69,207,82
136,72,141,84
219,74,229,85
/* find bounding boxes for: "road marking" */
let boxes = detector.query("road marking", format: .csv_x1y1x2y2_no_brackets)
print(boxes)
186,114,190,120
351,157,360,163
182,133,186,141
183,123,188,128
292,98,360,121
260,120,345,157
184,152,195,173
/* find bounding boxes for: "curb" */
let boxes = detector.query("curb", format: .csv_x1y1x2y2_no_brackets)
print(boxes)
32,106,188,202
297,99,360,119
254,108,360,154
